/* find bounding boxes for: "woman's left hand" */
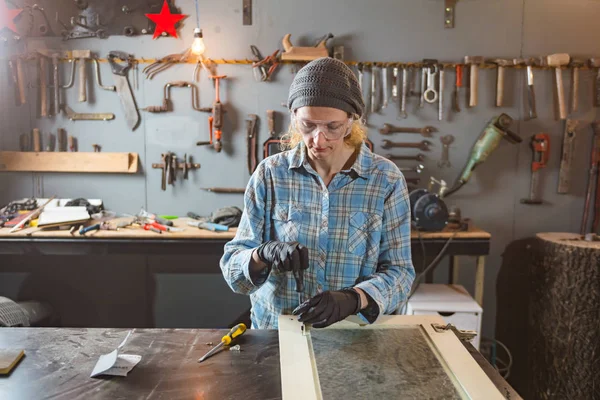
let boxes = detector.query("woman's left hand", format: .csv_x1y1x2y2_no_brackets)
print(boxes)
292,289,360,328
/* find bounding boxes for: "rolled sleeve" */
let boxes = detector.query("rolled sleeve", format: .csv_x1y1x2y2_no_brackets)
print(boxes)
220,162,270,295
354,174,415,320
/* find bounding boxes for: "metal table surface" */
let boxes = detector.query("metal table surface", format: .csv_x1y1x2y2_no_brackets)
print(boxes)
0,327,519,400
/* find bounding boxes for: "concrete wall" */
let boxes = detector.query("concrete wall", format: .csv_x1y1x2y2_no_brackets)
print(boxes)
1,0,599,349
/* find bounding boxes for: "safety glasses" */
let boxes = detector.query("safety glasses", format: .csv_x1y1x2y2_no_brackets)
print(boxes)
293,117,353,141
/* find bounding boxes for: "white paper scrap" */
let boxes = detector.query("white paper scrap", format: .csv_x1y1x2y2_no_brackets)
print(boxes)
91,330,142,378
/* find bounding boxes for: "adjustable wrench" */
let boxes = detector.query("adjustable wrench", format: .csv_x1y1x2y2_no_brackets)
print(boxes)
381,140,431,151
557,119,578,194
386,153,425,162
379,124,435,137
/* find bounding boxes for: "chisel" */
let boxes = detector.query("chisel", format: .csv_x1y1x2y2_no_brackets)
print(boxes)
198,323,247,363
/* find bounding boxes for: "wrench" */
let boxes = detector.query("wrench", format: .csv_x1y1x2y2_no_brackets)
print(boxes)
382,66,389,109
382,140,431,151
438,134,454,168
419,67,426,108
438,69,445,121
424,65,439,104
371,65,380,113
392,67,398,102
400,67,408,119
399,164,425,174
386,153,425,162
379,124,435,137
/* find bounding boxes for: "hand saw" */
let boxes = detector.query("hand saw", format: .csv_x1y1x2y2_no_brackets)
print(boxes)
108,51,140,131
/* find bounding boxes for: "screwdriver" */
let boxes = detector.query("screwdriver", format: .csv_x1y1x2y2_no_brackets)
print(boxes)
198,323,247,363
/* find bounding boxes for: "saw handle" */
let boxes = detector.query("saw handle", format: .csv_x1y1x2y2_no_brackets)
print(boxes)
108,51,133,76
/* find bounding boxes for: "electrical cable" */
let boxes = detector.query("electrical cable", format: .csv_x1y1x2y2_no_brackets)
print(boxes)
397,230,457,313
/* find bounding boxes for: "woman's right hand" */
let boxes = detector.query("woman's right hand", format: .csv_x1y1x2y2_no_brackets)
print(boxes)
255,241,309,274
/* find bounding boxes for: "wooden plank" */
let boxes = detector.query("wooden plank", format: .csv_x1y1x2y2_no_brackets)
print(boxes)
0,151,139,173
278,316,322,400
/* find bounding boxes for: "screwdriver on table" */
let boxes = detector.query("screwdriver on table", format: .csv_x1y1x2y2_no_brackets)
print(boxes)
198,323,247,363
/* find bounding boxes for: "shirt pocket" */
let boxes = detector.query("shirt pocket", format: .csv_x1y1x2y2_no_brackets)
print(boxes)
272,203,303,243
348,211,382,260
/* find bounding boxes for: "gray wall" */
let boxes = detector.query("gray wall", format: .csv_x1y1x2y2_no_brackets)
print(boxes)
1,0,599,341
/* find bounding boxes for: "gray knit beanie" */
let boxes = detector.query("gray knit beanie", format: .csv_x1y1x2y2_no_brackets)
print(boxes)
287,57,365,118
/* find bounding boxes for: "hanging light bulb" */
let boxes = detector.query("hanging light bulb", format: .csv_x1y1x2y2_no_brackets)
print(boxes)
191,27,205,56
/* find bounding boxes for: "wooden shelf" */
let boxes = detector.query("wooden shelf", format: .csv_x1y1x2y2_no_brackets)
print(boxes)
0,151,139,174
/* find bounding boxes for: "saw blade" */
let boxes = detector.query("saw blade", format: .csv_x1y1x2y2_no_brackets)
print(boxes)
114,74,140,130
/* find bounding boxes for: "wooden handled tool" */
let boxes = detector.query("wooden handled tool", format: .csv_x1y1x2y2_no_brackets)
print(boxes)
16,56,26,106
489,59,514,107
68,136,77,152
39,56,49,117
33,129,41,152
545,53,570,120
57,129,67,152
267,110,275,136
464,56,484,107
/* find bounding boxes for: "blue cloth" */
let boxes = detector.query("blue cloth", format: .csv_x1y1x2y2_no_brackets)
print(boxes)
219,142,415,329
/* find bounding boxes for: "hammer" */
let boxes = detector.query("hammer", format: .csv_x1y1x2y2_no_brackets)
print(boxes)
544,53,570,120
72,50,91,102
569,58,585,113
589,58,600,108
464,56,484,107
489,58,514,107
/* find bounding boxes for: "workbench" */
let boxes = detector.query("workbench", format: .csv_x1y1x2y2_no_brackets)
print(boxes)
0,327,518,399
0,218,491,306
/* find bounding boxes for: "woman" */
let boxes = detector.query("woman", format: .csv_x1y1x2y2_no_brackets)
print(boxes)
220,57,414,329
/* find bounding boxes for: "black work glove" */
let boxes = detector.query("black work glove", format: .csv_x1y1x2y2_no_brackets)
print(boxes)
256,241,309,289
292,289,361,328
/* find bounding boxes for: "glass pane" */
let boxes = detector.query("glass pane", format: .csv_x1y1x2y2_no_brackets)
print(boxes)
310,326,465,400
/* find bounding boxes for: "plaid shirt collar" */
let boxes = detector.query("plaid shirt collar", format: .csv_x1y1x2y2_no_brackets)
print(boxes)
287,142,372,179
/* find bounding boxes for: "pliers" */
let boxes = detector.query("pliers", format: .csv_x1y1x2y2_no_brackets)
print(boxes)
251,47,280,82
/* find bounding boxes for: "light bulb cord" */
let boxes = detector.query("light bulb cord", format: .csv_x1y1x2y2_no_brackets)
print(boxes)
195,0,200,28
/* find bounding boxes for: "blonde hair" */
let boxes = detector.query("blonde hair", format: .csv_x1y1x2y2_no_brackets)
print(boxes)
281,117,369,151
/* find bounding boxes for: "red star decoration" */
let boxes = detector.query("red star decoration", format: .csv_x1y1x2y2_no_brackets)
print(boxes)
145,0,186,39
0,0,23,34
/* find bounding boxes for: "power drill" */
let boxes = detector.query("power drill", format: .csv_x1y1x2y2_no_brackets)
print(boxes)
443,114,522,198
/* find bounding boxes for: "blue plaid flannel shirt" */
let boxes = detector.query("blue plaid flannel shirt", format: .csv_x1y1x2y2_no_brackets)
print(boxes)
220,142,415,329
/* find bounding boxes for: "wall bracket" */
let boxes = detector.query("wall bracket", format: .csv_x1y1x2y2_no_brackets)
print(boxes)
445,0,458,29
